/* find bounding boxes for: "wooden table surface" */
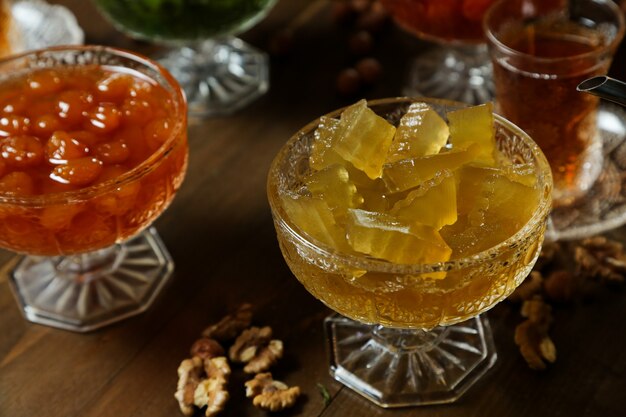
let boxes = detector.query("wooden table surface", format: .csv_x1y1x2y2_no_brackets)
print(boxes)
2,1,626,416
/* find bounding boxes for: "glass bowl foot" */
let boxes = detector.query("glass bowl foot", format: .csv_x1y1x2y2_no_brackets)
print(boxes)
7,228,173,332
325,314,497,407
404,45,494,105
159,37,269,118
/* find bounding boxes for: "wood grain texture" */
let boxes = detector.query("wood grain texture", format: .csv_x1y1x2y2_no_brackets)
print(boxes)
1,1,626,417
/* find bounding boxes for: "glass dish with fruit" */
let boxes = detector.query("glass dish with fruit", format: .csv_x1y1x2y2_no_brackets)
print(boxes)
0,45,188,332
267,97,552,406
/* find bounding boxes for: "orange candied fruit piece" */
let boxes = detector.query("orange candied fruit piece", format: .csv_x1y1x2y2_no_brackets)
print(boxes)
0,135,44,168
40,204,83,231
50,157,103,186
97,164,129,182
26,101,57,121
0,93,27,114
92,165,140,216
116,125,148,166
64,70,98,91
95,139,130,164
45,131,90,163
56,90,94,125
96,73,135,102
68,130,100,147
26,70,64,96
144,118,173,151
129,80,154,100
0,115,31,137
32,115,62,137
84,103,122,134
0,171,35,195
121,98,154,125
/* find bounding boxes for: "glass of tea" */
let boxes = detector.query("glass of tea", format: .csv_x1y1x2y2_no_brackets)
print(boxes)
0,45,188,332
484,0,625,208
379,0,504,104
267,97,552,406
94,0,277,117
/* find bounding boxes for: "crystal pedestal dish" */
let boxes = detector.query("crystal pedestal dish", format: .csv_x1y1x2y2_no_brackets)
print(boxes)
0,46,188,332
95,0,277,117
267,98,552,406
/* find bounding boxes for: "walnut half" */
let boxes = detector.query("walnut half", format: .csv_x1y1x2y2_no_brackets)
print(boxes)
202,303,253,342
245,372,301,412
514,319,556,371
174,357,204,416
230,326,284,373
194,378,229,417
512,296,557,371
175,356,231,417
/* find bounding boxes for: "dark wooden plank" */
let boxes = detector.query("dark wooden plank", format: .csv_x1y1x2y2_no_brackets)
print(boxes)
2,1,626,417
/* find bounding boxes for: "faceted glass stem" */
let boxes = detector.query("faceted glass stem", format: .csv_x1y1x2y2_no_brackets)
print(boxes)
404,44,494,105
8,228,173,332
325,314,497,407
158,37,269,118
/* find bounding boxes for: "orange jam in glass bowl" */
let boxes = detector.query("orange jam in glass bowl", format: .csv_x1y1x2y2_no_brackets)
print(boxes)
0,56,188,256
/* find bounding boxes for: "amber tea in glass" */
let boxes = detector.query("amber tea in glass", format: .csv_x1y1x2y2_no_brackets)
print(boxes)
484,0,625,206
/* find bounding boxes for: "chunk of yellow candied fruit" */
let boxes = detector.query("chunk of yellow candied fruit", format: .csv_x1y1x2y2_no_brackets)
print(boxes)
282,99,541,268
501,163,538,188
382,146,477,193
358,185,399,213
386,102,449,163
454,165,494,218
333,100,396,179
390,170,457,230
440,216,504,258
442,167,538,257
305,164,364,212
310,116,344,171
447,102,496,166
280,194,349,251
487,173,540,235
345,208,452,265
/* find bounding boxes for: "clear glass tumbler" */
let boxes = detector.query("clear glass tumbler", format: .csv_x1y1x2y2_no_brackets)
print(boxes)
484,0,625,208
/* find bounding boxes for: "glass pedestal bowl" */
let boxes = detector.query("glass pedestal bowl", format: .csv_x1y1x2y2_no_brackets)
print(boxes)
379,0,497,104
0,46,188,332
94,0,277,118
267,98,552,407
